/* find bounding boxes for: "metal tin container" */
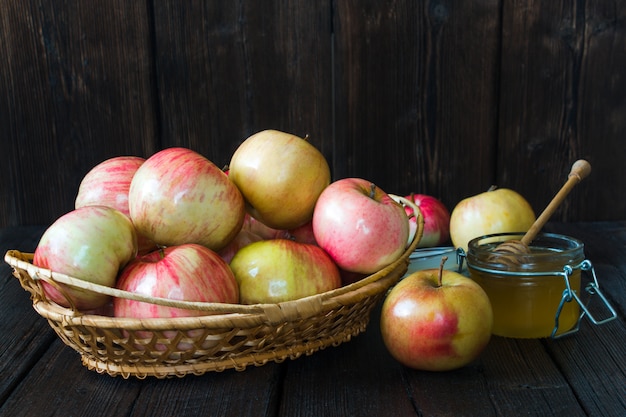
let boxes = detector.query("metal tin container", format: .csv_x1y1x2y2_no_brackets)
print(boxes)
404,246,467,278
463,232,616,339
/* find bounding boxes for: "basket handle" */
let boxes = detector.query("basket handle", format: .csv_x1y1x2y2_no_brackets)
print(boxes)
4,251,257,314
4,195,424,325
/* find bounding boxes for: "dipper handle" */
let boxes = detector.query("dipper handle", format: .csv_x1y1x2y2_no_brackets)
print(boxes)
520,160,591,246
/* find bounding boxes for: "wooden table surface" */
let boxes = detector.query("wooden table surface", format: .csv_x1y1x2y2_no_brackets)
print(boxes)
1,222,624,417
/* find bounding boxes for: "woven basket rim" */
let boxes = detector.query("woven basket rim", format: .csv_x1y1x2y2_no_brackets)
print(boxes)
4,195,424,329
6,234,418,329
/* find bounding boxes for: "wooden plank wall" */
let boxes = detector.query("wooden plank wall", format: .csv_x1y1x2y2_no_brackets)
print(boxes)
1,1,624,228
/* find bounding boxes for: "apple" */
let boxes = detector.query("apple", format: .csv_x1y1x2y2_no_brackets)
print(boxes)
217,229,264,263
75,156,145,210
229,238,341,304
285,220,318,246
404,193,451,248
33,206,138,310
74,155,156,254
114,243,239,319
240,215,317,245
449,187,536,251
380,257,493,371
129,147,246,251
241,213,286,240
312,178,409,274
228,129,331,230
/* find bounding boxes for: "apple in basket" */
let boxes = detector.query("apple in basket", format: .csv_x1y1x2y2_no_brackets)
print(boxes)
312,178,409,274
217,228,264,264
224,169,289,240
404,193,451,248
229,239,341,304
240,213,286,240
285,220,318,246
129,147,245,251
33,206,138,310
380,257,493,371
75,156,145,210
449,187,536,251
114,244,239,353
228,129,331,230
114,243,239,319
74,155,156,254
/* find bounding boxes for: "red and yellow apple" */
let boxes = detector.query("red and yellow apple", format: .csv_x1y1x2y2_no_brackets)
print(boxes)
380,258,493,371
33,206,138,310
75,156,145,211
284,220,318,246
312,178,409,274
75,155,156,254
449,187,536,251
404,193,451,248
229,238,341,304
129,147,245,251
217,229,264,264
241,213,286,240
114,243,239,319
228,129,331,230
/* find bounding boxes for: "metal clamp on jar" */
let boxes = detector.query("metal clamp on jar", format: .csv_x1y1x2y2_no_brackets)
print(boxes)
457,232,617,339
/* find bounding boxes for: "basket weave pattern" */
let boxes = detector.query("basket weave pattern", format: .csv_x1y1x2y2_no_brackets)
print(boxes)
6,239,416,379
6,196,422,378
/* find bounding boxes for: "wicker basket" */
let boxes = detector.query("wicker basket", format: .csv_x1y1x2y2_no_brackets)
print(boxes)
4,197,423,379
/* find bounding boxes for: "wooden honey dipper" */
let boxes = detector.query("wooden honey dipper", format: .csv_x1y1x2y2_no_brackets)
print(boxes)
490,159,592,261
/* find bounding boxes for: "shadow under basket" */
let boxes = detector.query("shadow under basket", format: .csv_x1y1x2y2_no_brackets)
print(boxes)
5,227,419,379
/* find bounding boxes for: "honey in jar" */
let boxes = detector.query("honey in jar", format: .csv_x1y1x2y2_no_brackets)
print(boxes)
465,232,584,338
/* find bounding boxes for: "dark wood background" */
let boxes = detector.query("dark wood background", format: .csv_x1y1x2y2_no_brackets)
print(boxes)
1,1,624,229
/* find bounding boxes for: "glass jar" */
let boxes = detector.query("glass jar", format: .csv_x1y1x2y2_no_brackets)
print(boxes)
465,232,584,338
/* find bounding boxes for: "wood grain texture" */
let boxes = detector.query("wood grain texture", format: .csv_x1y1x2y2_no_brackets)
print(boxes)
277,310,417,417
1,0,625,228
0,226,54,404
368,310,588,416
498,1,626,221
151,1,333,168
0,340,144,417
0,1,158,226
543,222,626,416
126,365,283,417
333,0,500,210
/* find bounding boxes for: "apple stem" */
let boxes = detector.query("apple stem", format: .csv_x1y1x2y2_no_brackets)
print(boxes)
369,183,377,199
488,185,498,192
438,256,448,287
158,247,166,259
